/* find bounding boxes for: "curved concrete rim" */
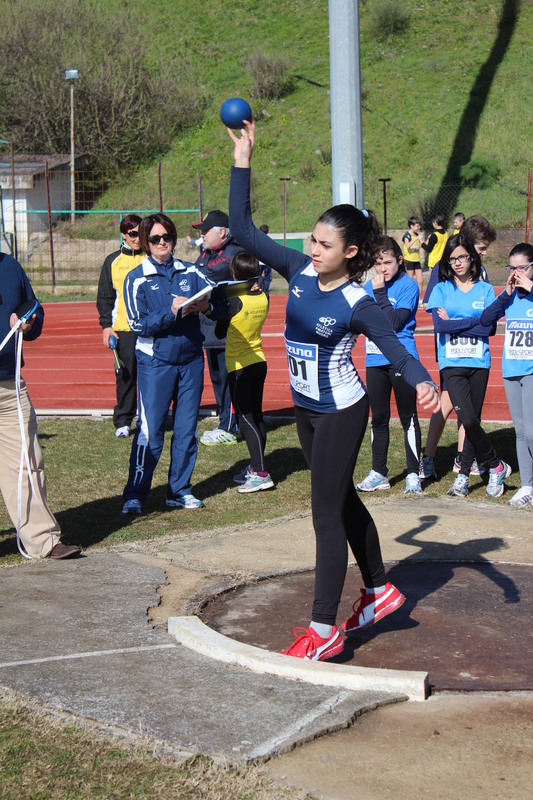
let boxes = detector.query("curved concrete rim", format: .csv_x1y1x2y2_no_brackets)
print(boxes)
168,616,429,702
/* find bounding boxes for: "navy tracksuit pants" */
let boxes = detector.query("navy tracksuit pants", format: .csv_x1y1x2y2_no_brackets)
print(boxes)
123,351,204,503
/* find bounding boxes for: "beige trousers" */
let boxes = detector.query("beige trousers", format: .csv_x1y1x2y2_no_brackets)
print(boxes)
0,379,60,558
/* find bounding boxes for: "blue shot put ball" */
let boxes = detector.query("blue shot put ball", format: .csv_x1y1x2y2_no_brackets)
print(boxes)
220,98,252,130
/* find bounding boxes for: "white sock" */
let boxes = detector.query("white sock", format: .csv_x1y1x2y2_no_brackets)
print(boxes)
310,621,333,638
365,585,386,595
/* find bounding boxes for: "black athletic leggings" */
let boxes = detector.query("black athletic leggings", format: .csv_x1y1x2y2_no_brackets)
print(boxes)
441,366,499,475
228,361,267,473
295,397,387,625
366,365,421,476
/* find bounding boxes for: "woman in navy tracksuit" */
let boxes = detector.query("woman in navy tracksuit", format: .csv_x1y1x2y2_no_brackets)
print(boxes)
227,121,440,663
122,214,228,513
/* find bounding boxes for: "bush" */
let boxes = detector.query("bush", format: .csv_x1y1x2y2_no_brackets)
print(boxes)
245,51,295,101
299,159,317,181
459,158,500,189
0,0,206,167
369,0,411,40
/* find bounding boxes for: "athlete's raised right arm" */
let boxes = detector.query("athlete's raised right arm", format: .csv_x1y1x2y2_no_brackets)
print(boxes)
228,122,310,282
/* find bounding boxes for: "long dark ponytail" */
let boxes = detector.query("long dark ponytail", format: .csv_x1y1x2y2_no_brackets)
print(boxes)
316,205,381,283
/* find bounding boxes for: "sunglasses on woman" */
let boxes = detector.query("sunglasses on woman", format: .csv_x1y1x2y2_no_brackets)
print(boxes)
147,234,174,244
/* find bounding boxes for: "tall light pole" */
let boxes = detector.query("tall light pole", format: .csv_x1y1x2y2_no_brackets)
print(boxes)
329,0,364,209
65,69,79,223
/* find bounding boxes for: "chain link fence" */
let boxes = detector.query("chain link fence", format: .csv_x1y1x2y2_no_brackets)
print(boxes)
0,166,201,286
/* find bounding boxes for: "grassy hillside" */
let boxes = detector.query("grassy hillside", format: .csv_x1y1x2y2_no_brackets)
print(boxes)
83,0,532,236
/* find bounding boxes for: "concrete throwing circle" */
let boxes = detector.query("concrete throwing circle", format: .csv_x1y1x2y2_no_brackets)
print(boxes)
201,562,533,692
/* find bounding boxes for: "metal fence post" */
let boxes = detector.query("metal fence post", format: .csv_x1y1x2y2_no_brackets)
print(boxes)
526,170,532,243
44,161,56,291
280,177,290,246
158,162,163,214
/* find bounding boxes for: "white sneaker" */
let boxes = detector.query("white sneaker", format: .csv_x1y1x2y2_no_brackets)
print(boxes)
200,428,238,446
115,426,130,438
236,472,275,493
356,470,390,492
166,494,204,509
507,486,533,507
405,473,422,494
447,473,469,498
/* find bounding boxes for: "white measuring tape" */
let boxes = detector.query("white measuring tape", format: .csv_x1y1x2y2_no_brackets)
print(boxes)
0,305,54,559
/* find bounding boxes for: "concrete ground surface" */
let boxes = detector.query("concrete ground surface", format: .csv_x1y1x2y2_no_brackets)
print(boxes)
1,495,533,797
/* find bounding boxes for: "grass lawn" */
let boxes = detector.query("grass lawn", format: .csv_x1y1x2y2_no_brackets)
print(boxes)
0,689,304,800
0,417,519,567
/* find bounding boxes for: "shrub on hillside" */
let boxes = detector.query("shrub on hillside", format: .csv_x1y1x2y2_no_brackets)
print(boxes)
459,158,500,189
0,0,206,167
246,52,295,101
369,0,411,40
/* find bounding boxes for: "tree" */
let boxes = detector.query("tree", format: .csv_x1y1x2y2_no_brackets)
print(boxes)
0,0,206,166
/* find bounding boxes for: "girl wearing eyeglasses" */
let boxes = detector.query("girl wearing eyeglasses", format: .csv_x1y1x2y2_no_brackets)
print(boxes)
426,233,511,498
227,120,440,663
479,243,533,506
121,213,229,515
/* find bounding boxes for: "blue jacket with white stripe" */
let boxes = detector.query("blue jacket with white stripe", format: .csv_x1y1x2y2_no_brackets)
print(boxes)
0,253,44,381
124,256,229,365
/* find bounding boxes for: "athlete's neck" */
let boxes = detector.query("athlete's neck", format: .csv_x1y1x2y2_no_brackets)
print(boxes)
317,272,349,292
454,274,475,292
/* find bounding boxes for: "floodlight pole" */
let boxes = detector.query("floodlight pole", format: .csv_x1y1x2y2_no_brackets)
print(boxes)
9,139,17,260
70,82,75,223
329,0,365,208
65,70,79,223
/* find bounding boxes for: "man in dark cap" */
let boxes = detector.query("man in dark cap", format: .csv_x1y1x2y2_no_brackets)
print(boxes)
193,210,243,445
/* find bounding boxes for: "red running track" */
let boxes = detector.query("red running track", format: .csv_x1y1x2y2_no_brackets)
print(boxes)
21,297,510,421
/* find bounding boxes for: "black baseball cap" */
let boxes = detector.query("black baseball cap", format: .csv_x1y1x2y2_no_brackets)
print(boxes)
192,210,229,231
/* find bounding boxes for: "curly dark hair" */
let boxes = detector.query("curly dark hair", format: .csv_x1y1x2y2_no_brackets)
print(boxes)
375,235,404,272
315,205,381,283
438,233,481,283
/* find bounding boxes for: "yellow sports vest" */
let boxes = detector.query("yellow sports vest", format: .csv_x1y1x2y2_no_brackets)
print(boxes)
428,230,449,269
453,228,461,235
403,230,421,263
225,292,268,373
112,250,145,330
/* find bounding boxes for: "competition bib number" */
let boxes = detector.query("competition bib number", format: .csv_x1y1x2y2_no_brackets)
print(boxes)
445,333,483,359
365,337,382,356
285,339,319,400
505,320,533,360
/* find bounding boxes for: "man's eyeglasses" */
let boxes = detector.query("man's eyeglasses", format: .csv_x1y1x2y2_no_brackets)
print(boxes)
127,229,140,238
147,234,174,244
448,254,471,265
506,261,533,272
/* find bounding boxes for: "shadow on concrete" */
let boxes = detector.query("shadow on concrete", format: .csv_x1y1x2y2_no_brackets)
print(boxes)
337,513,520,663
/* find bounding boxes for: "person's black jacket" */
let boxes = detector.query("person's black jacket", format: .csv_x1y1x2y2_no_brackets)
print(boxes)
195,236,243,348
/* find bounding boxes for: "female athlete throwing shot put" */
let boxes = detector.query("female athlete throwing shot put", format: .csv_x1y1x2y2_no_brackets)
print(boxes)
227,120,440,661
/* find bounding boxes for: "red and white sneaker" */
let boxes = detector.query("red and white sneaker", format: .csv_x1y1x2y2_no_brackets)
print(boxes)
281,625,344,662
341,583,406,636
